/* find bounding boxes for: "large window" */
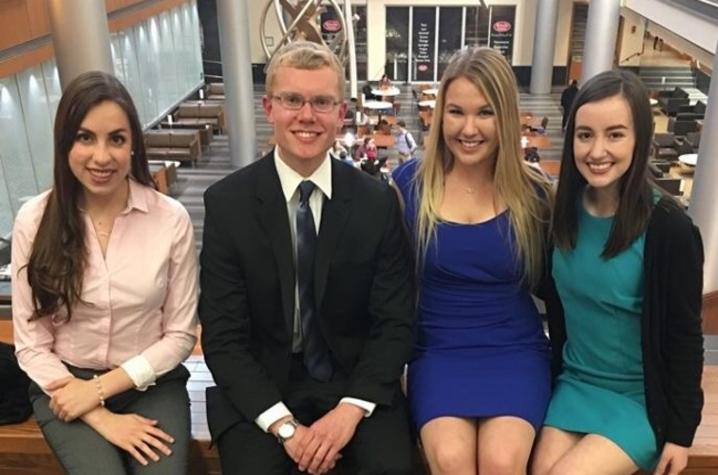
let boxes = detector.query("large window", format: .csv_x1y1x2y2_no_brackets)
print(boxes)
465,6,490,47
0,1,204,238
438,8,462,80
319,4,368,81
385,5,515,83
354,6,368,80
385,7,410,81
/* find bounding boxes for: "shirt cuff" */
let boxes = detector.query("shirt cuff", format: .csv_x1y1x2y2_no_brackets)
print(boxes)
340,397,376,417
255,402,292,433
120,355,157,391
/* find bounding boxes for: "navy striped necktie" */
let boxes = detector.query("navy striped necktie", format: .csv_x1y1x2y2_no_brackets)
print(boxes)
296,180,333,381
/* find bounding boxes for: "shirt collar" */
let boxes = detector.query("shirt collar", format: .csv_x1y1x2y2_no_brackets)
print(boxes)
124,178,149,214
77,178,148,215
273,148,333,203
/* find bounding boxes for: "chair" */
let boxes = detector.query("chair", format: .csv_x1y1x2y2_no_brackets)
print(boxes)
655,177,682,196
530,117,549,134
652,134,678,161
685,131,701,150
673,119,699,137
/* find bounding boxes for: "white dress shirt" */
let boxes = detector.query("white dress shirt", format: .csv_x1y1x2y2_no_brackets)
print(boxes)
254,149,376,433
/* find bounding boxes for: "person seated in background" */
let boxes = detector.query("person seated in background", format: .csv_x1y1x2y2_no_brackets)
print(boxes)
362,83,378,102
365,138,378,162
378,74,392,90
13,71,198,474
354,136,370,161
376,118,392,135
331,139,348,159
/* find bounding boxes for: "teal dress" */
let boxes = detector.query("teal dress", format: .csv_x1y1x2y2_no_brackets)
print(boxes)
544,204,659,471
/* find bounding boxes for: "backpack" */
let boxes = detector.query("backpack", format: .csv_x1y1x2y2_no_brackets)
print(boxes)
0,342,32,425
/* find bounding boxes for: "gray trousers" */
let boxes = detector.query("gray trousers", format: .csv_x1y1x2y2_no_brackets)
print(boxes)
30,365,191,475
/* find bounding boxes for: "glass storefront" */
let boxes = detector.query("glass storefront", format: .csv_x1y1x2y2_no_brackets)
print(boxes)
386,4,516,82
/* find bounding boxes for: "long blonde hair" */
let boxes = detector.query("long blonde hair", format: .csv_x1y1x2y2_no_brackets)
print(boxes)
415,47,552,288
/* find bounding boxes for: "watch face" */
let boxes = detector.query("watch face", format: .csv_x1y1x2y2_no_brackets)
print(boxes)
279,422,296,439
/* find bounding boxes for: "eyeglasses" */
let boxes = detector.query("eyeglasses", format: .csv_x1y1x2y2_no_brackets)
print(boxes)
270,92,341,113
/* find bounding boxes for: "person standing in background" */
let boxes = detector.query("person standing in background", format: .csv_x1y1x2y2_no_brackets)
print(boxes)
561,80,579,131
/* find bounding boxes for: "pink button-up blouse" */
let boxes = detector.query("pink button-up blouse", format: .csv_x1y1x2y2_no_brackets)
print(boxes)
12,180,198,393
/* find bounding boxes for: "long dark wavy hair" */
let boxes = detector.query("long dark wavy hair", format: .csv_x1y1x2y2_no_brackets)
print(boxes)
26,71,153,320
553,69,654,258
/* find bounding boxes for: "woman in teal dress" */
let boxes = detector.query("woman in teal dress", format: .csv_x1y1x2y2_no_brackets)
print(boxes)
532,70,704,475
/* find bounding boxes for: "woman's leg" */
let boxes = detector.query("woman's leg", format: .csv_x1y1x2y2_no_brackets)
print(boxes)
420,416,477,475
548,434,638,475
420,417,477,475
122,375,192,475
477,416,535,475
32,393,127,475
531,426,582,475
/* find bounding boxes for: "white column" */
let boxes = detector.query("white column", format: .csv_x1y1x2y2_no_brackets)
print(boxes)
216,0,257,168
529,0,560,95
688,40,718,293
48,0,113,90
581,0,620,84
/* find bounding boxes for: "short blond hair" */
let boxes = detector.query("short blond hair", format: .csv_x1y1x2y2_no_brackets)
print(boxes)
265,41,345,99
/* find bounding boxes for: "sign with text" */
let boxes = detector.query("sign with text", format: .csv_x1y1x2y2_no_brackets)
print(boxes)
412,7,436,82
488,6,515,63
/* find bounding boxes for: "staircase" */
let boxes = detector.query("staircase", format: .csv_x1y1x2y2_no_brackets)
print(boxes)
639,66,696,90
570,4,588,62
638,66,707,104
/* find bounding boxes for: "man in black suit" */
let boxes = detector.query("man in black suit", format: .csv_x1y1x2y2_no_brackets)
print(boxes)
199,41,415,475
560,80,579,131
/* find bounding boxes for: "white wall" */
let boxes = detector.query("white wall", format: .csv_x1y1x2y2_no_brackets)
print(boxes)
624,0,718,61
618,6,646,67
646,22,715,67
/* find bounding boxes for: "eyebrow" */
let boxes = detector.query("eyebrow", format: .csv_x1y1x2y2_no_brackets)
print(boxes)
76,127,129,135
444,102,492,110
575,124,629,131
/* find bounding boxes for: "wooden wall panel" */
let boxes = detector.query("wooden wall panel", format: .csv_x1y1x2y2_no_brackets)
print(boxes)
703,291,718,335
25,0,50,39
0,44,54,81
0,0,33,51
1,0,190,77
108,0,187,32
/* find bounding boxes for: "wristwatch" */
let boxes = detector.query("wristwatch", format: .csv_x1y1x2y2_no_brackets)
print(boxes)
275,419,299,444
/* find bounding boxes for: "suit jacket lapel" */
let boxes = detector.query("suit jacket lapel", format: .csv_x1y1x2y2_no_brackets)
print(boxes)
255,156,295,334
314,161,354,309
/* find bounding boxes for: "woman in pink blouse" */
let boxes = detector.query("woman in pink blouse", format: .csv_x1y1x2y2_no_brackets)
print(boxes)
12,71,198,474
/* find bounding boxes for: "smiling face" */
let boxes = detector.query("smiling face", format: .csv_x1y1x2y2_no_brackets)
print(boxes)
573,94,636,200
68,100,132,206
441,76,499,171
262,65,346,176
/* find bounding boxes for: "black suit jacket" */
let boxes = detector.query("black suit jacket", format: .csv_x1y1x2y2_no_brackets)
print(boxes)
199,153,415,440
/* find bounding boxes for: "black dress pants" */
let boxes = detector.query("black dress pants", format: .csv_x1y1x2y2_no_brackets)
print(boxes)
217,356,413,475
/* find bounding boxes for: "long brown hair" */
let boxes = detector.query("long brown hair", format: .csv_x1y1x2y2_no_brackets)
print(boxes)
415,47,552,288
26,71,153,320
553,69,654,257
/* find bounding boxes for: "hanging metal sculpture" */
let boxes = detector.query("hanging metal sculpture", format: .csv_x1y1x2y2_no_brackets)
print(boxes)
260,0,358,99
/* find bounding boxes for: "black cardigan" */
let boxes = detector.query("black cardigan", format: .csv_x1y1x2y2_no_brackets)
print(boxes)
540,197,705,449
